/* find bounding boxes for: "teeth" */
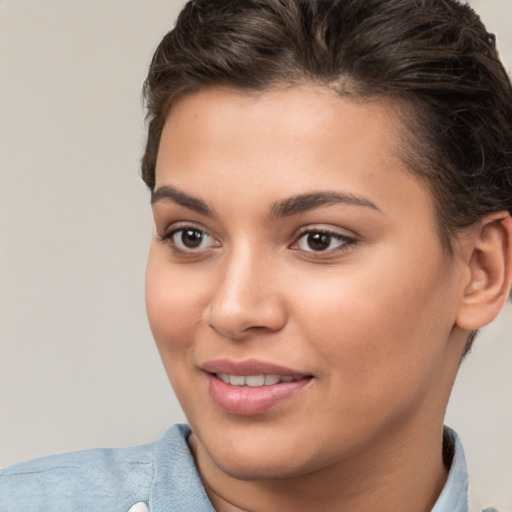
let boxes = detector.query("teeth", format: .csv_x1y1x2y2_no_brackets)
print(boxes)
217,373,296,387
218,373,230,384
229,375,245,386
245,375,265,387
264,374,281,385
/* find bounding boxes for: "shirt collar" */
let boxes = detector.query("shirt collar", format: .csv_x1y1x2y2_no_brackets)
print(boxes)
432,426,480,512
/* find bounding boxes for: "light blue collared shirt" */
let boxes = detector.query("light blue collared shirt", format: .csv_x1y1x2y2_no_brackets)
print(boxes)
0,424,501,511
434,427,498,512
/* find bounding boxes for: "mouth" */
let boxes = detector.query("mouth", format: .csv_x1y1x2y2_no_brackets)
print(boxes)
201,358,311,380
215,373,302,387
201,359,313,415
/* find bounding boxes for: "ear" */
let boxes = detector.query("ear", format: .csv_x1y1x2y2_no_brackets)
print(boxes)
456,212,512,331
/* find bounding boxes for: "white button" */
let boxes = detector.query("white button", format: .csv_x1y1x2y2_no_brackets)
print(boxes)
128,503,149,512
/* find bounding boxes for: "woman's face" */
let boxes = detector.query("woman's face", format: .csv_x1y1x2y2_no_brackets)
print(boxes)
146,85,467,479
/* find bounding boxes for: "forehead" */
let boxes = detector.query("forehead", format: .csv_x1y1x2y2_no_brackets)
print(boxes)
161,85,403,161
155,85,435,224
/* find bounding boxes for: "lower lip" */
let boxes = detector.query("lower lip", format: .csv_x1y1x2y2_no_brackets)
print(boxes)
206,373,312,416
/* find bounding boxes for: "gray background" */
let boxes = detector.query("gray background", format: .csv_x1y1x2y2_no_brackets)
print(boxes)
0,1,511,509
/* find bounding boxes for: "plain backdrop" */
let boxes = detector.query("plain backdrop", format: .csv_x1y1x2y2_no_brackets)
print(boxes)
0,0,511,509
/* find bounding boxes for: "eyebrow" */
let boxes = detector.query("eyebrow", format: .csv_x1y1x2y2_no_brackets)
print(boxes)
151,186,380,218
151,185,214,216
270,191,380,218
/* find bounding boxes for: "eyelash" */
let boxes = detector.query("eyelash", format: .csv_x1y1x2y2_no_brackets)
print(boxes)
291,228,356,254
158,224,219,255
158,224,356,257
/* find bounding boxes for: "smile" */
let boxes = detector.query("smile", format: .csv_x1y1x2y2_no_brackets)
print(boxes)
216,373,298,386
200,359,314,415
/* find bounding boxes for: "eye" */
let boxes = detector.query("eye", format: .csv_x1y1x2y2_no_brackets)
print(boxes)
160,225,219,253
293,229,354,253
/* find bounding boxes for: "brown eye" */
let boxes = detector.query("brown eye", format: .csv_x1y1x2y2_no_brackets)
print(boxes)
161,226,219,253
293,229,354,253
306,232,332,251
180,229,205,248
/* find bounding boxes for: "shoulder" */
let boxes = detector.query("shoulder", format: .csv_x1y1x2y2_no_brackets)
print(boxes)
0,424,191,512
0,439,156,511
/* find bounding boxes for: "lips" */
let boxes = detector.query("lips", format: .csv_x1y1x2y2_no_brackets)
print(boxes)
216,373,297,386
201,359,313,415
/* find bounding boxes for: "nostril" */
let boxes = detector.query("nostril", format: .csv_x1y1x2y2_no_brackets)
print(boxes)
204,299,288,340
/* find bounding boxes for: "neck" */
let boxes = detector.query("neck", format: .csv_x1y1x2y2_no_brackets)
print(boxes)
189,420,449,512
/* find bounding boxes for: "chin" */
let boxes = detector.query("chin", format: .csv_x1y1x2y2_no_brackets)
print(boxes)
213,453,313,481
196,424,325,481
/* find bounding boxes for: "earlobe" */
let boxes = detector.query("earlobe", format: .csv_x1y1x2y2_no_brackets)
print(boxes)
456,212,512,331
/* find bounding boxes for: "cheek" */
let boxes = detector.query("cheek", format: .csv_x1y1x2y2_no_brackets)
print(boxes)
145,246,213,412
290,248,458,401
145,246,208,354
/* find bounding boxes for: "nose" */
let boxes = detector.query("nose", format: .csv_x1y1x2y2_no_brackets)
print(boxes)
203,246,287,340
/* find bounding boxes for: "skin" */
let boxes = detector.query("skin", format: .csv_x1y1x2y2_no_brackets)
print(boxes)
145,85,509,512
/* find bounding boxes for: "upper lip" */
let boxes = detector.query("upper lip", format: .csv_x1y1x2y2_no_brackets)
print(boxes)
201,358,312,377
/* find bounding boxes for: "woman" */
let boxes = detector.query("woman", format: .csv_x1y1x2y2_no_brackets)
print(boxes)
1,0,511,511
